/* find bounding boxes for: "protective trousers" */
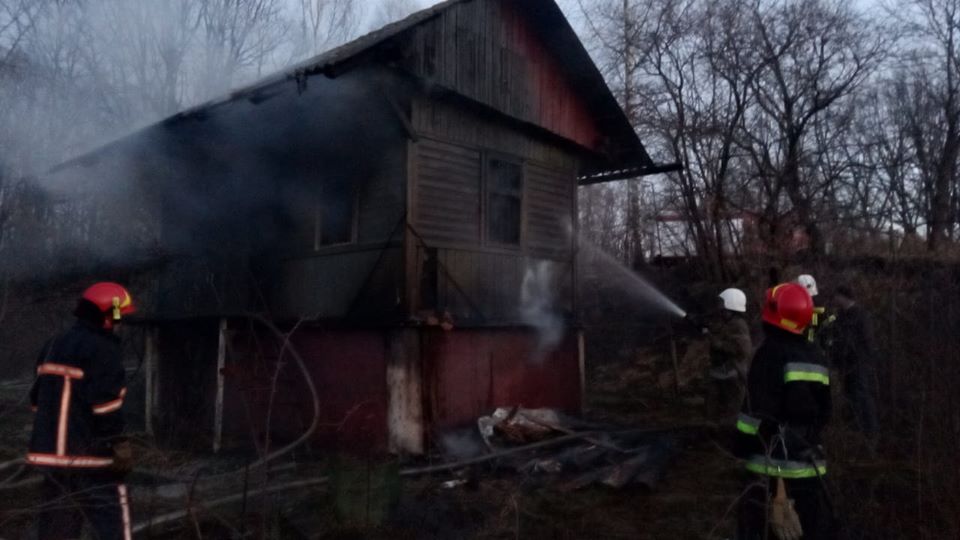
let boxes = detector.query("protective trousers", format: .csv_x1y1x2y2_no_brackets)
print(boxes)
37,468,132,540
737,475,837,539
843,367,879,435
707,377,744,422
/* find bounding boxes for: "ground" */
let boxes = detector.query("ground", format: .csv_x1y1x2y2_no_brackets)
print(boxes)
0,339,923,539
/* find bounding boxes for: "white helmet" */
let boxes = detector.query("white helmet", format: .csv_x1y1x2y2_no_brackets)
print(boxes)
719,288,747,313
796,274,819,297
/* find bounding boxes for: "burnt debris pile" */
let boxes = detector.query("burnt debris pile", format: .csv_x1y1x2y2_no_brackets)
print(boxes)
428,407,679,492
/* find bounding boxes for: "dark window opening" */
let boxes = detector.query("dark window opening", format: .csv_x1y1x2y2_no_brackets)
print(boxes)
486,157,523,245
317,181,355,248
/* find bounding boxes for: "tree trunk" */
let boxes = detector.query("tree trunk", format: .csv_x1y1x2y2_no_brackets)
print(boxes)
928,126,960,251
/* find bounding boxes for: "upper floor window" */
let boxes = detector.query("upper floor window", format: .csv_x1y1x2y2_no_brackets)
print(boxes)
313,181,356,249
485,157,523,246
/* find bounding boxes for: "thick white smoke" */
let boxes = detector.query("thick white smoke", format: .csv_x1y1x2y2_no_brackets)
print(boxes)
519,260,565,361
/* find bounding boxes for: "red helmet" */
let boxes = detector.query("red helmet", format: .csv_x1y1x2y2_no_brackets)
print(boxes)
761,283,813,334
81,282,135,324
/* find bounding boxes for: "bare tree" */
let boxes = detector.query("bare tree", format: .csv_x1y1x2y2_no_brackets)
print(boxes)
369,0,423,29
744,0,886,257
893,0,960,250
196,0,289,98
579,0,766,279
294,0,363,60
844,77,924,241
0,0,39,63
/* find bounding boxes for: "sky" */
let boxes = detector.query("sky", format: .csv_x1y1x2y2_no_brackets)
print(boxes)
379,0,582,34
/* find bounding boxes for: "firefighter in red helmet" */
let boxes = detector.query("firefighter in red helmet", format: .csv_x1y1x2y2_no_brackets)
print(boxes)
28,282,135,540
735,283,836,539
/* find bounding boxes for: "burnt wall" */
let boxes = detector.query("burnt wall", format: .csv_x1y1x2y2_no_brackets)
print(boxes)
18,66,410,322
407,97,579,325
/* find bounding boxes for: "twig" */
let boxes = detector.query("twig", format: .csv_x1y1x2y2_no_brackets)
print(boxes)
187,470,204,539
132,477,329,534
513,495,520,540
244,314,320,470
261,318,306,463
706,479,764,540
0,475,39,491
0,465,25,487
239,460,250,539
0,458,23,473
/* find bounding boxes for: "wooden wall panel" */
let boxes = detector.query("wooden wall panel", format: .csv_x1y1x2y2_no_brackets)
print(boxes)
279,246,403,319
400,0,601,151
413,138,482,245
358,145,406,243
420,246,574,323
406,113,578,323
526,163,574,258
411,99,578,171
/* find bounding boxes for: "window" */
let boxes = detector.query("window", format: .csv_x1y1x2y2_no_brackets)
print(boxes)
315,180,356,248
486,157,523,245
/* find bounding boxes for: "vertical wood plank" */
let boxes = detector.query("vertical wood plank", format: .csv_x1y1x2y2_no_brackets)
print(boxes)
405,138,420,315
213,318,227,453
144,327,157,437
571,159,581,318
577,330,586,415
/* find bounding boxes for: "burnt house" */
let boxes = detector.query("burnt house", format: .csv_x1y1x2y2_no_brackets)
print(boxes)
33,0,669,455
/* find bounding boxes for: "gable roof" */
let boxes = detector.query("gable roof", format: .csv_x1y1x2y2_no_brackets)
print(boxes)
49,0,674,180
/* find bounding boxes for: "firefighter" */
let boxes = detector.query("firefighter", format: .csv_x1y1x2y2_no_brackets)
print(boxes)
28,282,135,540
796,274,835,346
735,283,835,539
829,284,879,455
706,288,753,423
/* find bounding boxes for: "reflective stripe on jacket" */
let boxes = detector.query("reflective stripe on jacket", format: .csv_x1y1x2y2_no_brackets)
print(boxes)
745,455,827,479
734,325,832,475
28,321,125,468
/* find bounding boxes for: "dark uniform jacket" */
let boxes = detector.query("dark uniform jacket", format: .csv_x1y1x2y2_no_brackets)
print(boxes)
28,320,126,468
709,315,753,378
735,326,832,478
829,303,873,374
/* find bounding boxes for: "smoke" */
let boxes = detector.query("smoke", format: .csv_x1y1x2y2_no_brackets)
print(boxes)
0,63,407,294
0,0,420,284
519,260,565,360
0,0,425,179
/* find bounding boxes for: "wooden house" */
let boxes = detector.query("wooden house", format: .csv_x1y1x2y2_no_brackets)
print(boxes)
35,0,671,455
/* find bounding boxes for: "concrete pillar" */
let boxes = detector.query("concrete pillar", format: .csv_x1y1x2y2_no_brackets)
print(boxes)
386,329,424,455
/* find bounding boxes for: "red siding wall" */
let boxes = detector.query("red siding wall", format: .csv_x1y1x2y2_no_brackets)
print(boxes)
500,0,602,151
225,328,389,454
423,328,581,430
403,0,603,151
223,326,581,453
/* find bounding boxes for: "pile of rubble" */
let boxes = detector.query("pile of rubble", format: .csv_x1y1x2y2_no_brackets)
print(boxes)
428,407,679,491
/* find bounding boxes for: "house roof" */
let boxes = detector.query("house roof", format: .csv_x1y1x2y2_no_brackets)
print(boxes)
49,0,671,180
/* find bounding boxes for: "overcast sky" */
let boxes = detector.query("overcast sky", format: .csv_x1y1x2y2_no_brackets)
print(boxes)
374,0,582,33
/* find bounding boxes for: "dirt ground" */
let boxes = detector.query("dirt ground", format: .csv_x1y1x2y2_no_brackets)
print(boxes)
0,343,741,539
0,340,920,539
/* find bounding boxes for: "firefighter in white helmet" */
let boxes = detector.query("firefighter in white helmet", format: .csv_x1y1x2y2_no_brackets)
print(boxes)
796,274,836,346
797,274,819,297
706,288,753,423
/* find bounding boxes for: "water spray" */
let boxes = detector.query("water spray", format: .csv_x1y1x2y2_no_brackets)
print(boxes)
579,239,687,318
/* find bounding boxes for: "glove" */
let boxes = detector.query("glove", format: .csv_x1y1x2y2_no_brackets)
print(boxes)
110,440,134,476
769,478,803,540
683,313,704,331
